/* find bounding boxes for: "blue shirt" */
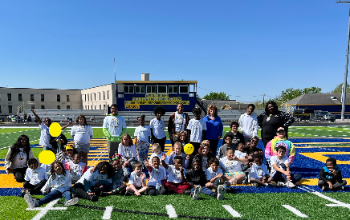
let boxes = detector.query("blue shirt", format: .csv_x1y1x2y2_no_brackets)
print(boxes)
204,115,223,140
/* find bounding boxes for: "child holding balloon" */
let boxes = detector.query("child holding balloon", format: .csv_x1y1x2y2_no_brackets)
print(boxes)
168,142,190,169
186,108,207,153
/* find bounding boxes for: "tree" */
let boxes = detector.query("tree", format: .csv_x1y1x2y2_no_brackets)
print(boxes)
331,83,350,93
277,87,322,105
202,92,229,100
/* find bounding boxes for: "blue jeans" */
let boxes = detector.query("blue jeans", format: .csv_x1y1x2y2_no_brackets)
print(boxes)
272,163,302,184
190,186,216,197
38,190,71,206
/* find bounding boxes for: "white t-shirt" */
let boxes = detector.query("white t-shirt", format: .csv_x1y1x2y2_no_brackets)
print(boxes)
150,152,168,164
186,119,207,143
118,144,138,161
39,122,52,148
206,167,223,185
134,126,151,143
12,148,27,168
128,171,145,188
270,155,290,176
167,165,186,183
42,172,71,193
234,150,246,158
174,112,187,132
71,125,93,145
149,118,166,139
219,156,242,173
147,166,167,187
103,115,127,137
68,161,86,182
249,163,270,180
24,167,48,185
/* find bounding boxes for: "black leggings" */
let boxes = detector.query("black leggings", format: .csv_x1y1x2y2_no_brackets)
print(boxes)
148,186,168,196
153,137,167,152
71,183,110,200
14,167,27,182
23,179,47,194
209,139,219,155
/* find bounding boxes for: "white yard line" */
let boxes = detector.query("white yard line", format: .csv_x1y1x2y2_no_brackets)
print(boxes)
222,205,241,218
102,206,113,219
282,205,308,218
166,204,178,218
26,199,67,220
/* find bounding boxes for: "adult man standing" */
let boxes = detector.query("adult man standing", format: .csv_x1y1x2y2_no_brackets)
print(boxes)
103,104,127,160
238,104,259,143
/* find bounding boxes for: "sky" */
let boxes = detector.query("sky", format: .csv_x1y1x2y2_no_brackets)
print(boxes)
1,0,350,103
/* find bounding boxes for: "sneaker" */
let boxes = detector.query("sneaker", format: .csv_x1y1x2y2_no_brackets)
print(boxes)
251,182,259,188
192,185,201,200
322,186,327,191
21,189,28,197
277,182,285,187
217,185,224,200
24,194,36,209
268,182,277,187
341,186,345,191
64,197,79,206
286,180,296,188
90,195,98,202
182,189,191,195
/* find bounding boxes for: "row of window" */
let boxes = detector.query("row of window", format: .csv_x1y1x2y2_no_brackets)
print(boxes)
84,91,109,102
3,94,70,102
124,85,189,94
0,105,71,114
84,105,105,110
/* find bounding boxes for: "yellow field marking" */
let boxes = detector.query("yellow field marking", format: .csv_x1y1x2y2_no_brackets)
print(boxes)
299,152,350,164
87,160,108,167
0,174,24,188
0,161,4,164
0,167,5,171
299,178,350,186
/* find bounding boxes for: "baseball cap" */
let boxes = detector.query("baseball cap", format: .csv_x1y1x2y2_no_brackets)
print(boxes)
277,127,285,132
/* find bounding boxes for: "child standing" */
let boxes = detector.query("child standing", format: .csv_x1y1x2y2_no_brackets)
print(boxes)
186,108,207,153
126,162,148,196
144,157,168,196
318,158,347,191
186,157,224,200
134,115,151,166
150,106,167,152
205,158,224,191
118,134,138,168
66,154,87,184
71,115,94,164
168,142,190,169
22,158,48,196
217,133,234,159
150,143,168,165
162,154,191,194
219,149,248,186
249,155,275,187
24,161,79,208
268,145,302,188
226,122,245,150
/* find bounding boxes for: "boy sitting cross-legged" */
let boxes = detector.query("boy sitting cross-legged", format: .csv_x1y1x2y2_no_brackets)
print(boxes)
318,157,347,191
249,154,276,187
125,161,148,196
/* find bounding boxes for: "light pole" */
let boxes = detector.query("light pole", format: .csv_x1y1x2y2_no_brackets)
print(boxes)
337,1,350,120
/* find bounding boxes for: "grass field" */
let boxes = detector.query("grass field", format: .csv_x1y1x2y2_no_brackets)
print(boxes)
1,126,350,220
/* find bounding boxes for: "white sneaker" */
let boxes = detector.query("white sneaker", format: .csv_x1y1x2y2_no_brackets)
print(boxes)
24,194,36,209
277,182,285,187
286,180,295,188
217,185,224,200
64,197,79,206
192,185,202,200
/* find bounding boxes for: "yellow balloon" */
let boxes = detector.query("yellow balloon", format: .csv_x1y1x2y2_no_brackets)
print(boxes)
184,143,194,155
49,122,61,137
38,150,56,165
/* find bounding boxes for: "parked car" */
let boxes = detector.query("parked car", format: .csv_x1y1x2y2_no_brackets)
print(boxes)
315,111,336,122
294,108,315,121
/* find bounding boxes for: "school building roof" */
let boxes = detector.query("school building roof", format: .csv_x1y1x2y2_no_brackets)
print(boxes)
286,93,350,105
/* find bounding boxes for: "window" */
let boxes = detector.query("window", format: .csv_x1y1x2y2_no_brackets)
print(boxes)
31,105,35,109
57,105,60,109
18,93,22,101
8,105,12,114
99,105,101,110
179,85,189,93
41,94,44,102
158,85,167,93
41,105,45,109
0,106,1,113
107,91,109,99
98,92,101,100
103,91,105,100
91,105,93,110
66,95,70,102
85,105,87,110
135,85,145,94
103,104,106,109
94,93,96,100
124,85,134,94
67,105,70,110
87,94,89,101
90,94,92,101
169,85,178,94
146,85,157,93
84,94,86,102
57,95,60,102
7,93,11,101
30,94,34,101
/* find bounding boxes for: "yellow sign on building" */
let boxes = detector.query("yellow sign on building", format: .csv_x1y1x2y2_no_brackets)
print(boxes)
125,94,189,109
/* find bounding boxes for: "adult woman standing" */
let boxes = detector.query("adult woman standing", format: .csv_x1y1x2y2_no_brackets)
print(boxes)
168,103,190,145
5,135,34,182
203,104,223,154
257,101,295,147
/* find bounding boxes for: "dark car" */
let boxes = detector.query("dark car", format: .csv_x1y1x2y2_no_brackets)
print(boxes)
315,111,336,122
294,108,314,121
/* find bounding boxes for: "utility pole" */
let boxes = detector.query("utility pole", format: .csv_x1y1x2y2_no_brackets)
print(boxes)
114,58,116,83
263,94,265,107
337,1,350,120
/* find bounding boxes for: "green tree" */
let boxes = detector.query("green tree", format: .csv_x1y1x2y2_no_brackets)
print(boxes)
331,83,350,93
279,87,322,104
203,92,229,100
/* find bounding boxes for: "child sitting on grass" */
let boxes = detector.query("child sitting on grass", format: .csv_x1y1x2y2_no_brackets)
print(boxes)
205,158,224,191
66,154,87,184
219,148,248,187
144,157,168,196
118,133,138,169
168,141,190,169
265,127,295,164
186,156,224,200
318,157,347,191
150,143,168,165
22,158,48,197
217,133,234,159
104,154,129,196
24,161,79,208
125,162,148,196
162,154,191,194
249,154,275,187
268,144,302,188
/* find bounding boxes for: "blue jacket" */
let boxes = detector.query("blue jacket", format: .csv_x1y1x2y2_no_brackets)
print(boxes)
204,115,223,140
